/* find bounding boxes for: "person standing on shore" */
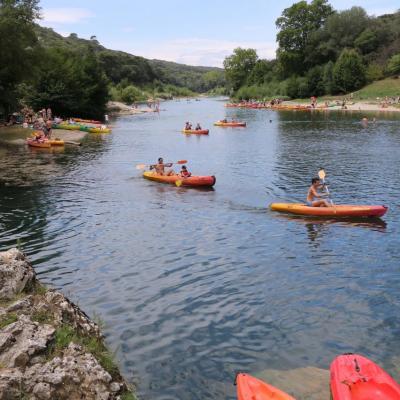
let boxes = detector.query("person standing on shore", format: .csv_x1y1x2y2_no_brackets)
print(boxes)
43,119,53,138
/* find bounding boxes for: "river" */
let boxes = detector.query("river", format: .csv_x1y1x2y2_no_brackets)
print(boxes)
1,98,400,399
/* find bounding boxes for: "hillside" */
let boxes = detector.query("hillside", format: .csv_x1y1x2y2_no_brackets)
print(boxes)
35,26,224,93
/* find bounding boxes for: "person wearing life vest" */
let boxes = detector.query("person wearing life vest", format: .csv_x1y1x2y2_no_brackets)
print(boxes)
180,165,191,178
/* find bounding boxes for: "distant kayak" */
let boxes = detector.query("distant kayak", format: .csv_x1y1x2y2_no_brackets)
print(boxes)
330,353,400,400
26,138,51,148
270,203,388,218
182,129,209,135
214,121,246,127
143,171,215,187
236,373,295,400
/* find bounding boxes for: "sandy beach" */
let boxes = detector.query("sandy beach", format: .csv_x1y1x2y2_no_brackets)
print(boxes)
284,100,400,113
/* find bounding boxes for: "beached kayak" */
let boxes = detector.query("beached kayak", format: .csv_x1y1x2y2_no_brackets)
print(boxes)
143,171,216,187
330,354,400,400
214,121,246,127
270,203,388,218
236,373,295,400
182,129,209,135
88,127,111,134
26,138,51,148
73,118,102,124
48,139,65,146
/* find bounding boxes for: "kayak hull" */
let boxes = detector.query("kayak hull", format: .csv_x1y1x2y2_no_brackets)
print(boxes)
214,121,246,127
236,373,295,400
26,139,51,148
143,171,215,187
270,203,388,218
48,139,65,146
330,354,400,400
182,129,209,135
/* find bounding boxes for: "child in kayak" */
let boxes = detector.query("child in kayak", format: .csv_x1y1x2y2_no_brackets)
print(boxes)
195,123,202,130
180,165,191,178
307,178,331,207
150,158,174,176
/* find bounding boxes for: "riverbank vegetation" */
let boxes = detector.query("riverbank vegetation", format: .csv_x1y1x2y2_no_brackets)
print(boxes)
224,1,400,100
0,1,225,120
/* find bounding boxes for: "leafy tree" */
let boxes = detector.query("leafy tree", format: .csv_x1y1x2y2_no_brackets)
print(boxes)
365,63,384,82
276,0,334,76
120,85,144,103
223,47,258,90
322,61,335,94
0,0,40,114
355,29,379,54
247,59,276,85
333,49,366,93
387,54,400,75
306,65,324,96
28,47,109,119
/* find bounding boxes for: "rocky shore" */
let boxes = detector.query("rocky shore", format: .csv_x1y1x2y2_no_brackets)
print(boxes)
0,248,135,400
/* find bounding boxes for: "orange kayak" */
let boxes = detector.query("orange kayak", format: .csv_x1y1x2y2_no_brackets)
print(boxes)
48,139,65,146
26,138,51,148
214,121,246,127
182,129,209,135
236,373,295,400
143,171,215,187
330,354,400,400
73,118,102,124
270,203,388,218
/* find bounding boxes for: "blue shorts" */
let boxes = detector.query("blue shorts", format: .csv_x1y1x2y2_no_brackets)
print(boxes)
306,201,314,207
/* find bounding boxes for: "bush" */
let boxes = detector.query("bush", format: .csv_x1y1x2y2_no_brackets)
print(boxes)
121,85,145,103
387,54,400,76
365,63,384,83
333,49,366,93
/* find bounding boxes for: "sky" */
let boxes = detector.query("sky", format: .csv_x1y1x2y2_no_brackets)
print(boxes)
38,0,399,67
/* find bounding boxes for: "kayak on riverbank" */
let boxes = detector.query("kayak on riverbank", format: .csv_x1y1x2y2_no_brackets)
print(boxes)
270,203,388,218
53,123,111,134
143,171,216,187
330,353,400,400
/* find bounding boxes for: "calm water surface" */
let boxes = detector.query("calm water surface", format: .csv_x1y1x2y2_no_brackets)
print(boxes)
1,99,400,399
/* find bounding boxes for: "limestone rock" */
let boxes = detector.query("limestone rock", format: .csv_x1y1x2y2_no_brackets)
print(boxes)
0,249,35,300
25,343,114,400
0,369,23,400
0,315,55,368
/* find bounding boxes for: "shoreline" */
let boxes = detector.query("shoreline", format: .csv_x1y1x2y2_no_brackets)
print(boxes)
0,248,136,399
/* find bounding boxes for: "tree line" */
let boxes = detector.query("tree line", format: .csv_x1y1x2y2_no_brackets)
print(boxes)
224,0,400,100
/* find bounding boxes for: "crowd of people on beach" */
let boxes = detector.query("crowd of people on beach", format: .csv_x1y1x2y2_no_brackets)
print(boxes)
20,106,57,141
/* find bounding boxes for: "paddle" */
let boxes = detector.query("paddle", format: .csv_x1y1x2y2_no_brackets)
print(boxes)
65,141,81,146
318,168,334,205
135,160,187,170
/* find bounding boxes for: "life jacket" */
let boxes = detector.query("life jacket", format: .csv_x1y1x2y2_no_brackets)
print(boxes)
181,170,191,177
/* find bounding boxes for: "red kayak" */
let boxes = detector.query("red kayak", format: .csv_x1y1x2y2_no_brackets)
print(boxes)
331,354,400,400
143,171,216,187
182,129,209,135
236,373,295,400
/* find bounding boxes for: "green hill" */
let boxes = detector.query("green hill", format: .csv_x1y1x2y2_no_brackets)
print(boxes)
353,78,400,100
35,26,224,93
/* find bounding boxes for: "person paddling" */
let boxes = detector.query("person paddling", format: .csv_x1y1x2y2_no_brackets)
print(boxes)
195,123,201,130
150,157,174,176
307,177,331,207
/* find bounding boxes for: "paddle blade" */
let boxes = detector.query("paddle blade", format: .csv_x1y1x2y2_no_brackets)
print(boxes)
318,169,326,180
175,180,183,187
176,160,187,165
136,163,146,170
